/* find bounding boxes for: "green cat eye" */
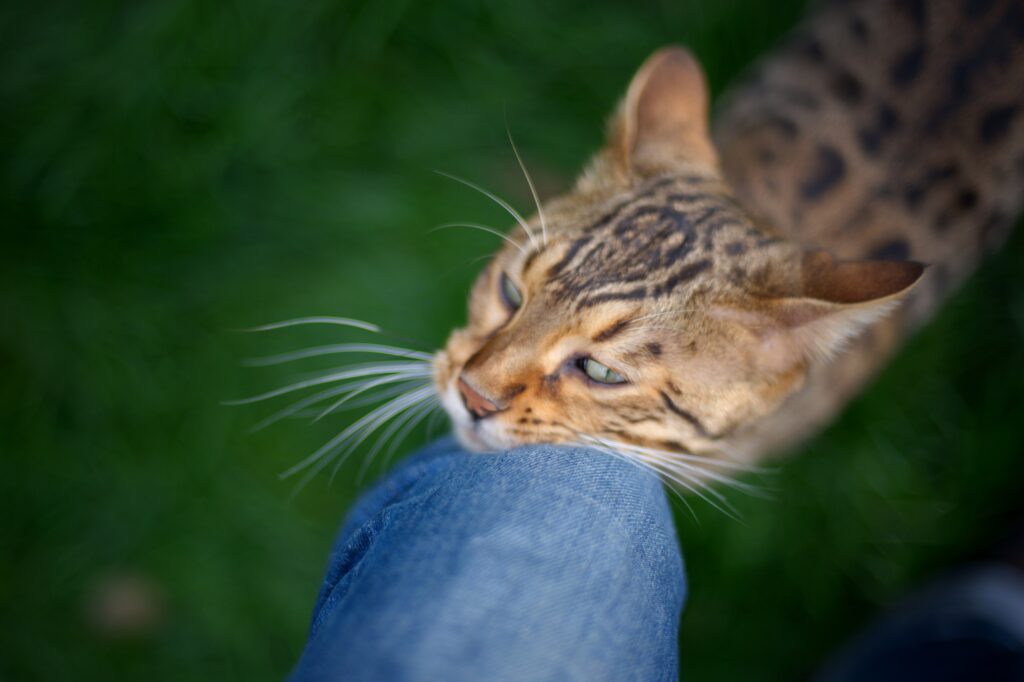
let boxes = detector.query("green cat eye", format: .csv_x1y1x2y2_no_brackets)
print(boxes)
580,357,627,385
500,273,523,310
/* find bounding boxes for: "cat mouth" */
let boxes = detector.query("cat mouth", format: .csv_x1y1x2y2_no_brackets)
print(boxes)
438,377,505,451
432,352,509,452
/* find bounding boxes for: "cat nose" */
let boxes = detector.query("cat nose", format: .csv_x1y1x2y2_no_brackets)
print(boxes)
457,377,500,420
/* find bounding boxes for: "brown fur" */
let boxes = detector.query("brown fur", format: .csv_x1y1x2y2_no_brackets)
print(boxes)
434,0,1023,466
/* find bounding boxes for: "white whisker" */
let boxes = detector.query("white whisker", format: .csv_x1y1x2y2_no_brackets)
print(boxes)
222,362,432,405
641,458,742,521
324,387,436,483
230,311,445,494
605,448,738,520
505,125,548,247
356,397,438,481
632,445,767,497
383,402,442,467
599,438,767,473
575,436,699,523
639,454,741,509
249,376,428,432
243,343,433,367
316,381,429,413
425,404,449,440
238,316,381,333
579,434,750,521
249,383,356,432
313,373,431,423
431,223,526,254
281,385,436,483
435,170,540,250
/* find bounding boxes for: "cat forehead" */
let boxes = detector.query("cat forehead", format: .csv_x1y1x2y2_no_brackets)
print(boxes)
511,174,783,310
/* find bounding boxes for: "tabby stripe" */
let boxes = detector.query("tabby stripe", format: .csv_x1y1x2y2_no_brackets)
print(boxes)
652,259,712,297
593,318,634,342
660,391,712,438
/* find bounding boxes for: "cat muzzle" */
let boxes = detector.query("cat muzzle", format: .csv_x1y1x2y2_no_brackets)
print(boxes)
457,377,501,421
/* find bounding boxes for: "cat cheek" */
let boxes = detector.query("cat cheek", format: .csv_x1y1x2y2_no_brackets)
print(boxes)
442,328,479,367
431,350,456,389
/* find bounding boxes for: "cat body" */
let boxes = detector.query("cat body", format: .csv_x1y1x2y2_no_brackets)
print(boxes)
434,0,1023,471
716,0,1024,457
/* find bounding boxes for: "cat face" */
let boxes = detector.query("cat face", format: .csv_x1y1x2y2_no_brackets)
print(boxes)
435,48,922,457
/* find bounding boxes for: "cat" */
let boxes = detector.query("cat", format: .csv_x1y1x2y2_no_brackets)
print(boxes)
245,0,1023,491
434,0,1024,477
434,47,924,476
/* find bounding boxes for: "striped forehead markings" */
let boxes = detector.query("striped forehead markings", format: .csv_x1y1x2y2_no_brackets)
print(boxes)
545,180,748,309
592,317,635,342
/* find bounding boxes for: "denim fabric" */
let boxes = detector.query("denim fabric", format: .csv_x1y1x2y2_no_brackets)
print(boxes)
289,438,686,682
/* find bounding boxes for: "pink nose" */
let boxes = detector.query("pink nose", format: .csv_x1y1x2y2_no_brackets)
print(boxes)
457,378,500,420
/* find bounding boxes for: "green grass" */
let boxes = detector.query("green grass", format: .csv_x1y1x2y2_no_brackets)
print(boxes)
2,0,1022,680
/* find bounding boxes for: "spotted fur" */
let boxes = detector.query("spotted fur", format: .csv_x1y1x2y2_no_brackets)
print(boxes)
716,0,1024,456
434,0,1022,466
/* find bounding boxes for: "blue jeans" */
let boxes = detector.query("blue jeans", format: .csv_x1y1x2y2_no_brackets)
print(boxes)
289,438,685,682
290,439,1024,681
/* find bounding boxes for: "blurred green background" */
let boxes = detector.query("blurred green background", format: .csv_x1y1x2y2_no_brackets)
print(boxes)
2,0,1023,680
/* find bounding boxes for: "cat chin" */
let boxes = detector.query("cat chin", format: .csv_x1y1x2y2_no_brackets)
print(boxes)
452,425,499,453
452,414,522,453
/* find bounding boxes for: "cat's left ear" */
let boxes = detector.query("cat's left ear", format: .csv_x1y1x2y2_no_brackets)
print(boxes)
715,252,926,373
609,46,717,176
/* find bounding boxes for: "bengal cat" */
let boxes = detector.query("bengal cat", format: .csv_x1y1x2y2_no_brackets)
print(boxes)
247,0,1022,492
433,0,1023,477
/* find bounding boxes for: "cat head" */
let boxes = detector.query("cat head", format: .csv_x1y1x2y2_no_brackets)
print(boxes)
434,47,923,457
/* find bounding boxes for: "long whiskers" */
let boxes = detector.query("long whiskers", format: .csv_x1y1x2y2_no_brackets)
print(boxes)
223,362,433,405
238,316,381,333
235,313,767,513
243,343,433,367
431,223,527,254
435,170,540,250
284,384,438,490
312,372,429,422
231,315,445,494
356,398,440,482
248,379,421,432
583,435,735,520
506,124,548,247
577,434,767,521
598,438,768,475
382,402,443,470
572,434,700,523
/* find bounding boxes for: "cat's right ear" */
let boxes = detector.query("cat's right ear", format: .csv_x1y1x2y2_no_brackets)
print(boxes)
608,46,717,177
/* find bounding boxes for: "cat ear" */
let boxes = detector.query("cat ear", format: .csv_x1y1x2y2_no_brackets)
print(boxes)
715,251,926,373
609,46,717,176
